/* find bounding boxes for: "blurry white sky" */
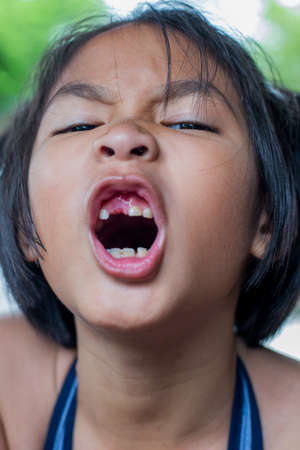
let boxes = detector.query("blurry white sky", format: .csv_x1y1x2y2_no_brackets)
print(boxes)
104,0,300,39
105,0,265,37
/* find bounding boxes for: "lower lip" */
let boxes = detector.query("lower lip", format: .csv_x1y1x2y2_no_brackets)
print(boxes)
90,230,165,280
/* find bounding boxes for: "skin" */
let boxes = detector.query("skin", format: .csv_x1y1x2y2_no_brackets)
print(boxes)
0,23,300,450
28,24,259,338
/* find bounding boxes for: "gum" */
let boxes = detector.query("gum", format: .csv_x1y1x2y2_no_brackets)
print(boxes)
101,193,150,215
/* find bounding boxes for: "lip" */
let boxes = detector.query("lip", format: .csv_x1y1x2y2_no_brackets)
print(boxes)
88,174,166,280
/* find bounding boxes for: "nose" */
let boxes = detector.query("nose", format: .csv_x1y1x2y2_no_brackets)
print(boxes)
92,122,159,162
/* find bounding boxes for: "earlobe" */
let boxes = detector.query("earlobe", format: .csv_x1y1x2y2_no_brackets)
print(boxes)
23,246,37,263
250,211,271,260
18,232,37,262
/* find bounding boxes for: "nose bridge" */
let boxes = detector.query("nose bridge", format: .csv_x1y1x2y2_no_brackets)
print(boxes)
93,120,159,162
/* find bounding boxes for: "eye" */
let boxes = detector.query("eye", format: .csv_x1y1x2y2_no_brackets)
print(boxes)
166,121,218,133
53,123,100,135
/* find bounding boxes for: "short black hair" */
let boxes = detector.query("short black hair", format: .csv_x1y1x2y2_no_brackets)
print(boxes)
0,1,299,348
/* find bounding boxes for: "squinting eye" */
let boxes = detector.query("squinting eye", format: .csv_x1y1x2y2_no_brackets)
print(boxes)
54,123,99,135
167,121,218,133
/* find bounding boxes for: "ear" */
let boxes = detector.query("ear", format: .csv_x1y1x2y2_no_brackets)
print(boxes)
250,210,271,260
18,231,37,262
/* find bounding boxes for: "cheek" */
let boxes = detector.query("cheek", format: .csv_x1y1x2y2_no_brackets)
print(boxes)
28,148,86,256
170,147,257,294
28,149,95,306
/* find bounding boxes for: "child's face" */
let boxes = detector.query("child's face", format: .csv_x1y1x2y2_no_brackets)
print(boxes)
28,24,262,337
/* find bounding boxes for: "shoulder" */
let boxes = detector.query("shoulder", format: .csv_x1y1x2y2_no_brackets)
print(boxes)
0,313,59,396
238,338,300,449
0,314,75,450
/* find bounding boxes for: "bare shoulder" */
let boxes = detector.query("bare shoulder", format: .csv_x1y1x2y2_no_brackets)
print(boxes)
238,338,300,449
0,313,57,363
0,314,58,395
0,314,75,450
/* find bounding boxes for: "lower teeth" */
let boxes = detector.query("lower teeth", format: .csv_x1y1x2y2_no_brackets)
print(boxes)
107,247,148,258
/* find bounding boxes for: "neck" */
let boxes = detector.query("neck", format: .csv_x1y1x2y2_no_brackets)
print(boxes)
74,317,237,449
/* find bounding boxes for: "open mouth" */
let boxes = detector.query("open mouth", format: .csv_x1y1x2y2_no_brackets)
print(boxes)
89,177,166,280
95,192,158,259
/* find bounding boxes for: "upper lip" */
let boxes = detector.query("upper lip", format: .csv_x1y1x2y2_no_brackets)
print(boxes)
88,173,166,234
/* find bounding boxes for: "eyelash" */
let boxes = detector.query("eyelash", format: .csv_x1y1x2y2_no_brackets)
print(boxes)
52,121,218,135
53,123,99,135
166,121,218,133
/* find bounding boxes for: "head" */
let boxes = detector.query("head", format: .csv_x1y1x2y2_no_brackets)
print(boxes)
0,1,299,348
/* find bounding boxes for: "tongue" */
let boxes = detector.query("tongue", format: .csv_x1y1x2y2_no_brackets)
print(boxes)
101,193,150,216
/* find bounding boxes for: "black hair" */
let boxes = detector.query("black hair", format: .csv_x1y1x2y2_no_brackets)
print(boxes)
0,1,299,347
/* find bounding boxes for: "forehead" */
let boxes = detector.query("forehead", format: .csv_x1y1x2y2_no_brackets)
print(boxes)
62,24,194,84
57,23,234,98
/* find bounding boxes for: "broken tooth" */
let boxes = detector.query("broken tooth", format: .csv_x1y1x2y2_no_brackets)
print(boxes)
142,207,153,219
128,205,142,217
100,205,153,219
99,208,110,220
137,247,148,257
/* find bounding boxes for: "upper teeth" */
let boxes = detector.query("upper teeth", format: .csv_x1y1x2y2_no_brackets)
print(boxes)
99,209,110,220
99,206,154,220
128,205,142,216
142,207,153,219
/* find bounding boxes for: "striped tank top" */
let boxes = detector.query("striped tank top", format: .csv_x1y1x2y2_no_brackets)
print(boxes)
44,356,263,449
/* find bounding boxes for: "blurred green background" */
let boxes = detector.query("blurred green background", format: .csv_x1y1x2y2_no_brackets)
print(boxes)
259,0,300,90
0,0,106,118
0,0,299,119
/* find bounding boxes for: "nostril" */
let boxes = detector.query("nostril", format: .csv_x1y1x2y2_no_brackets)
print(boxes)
99,145,148,158
131,146,148,156
101,146,115,157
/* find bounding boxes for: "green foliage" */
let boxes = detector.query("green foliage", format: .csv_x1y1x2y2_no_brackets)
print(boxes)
260,0,300,90
0,0,106,116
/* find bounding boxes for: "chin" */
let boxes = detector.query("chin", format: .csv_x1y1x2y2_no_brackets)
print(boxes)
74,284,176,338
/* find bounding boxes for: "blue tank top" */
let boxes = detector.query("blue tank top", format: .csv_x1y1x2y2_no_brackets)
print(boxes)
44,356,263,449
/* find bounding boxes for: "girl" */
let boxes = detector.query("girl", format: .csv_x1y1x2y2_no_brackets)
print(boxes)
0,1,300,448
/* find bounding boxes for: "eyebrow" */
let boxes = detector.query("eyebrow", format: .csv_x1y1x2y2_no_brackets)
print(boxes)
45,79,237,118
45,83,118,110
157,80,237,117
